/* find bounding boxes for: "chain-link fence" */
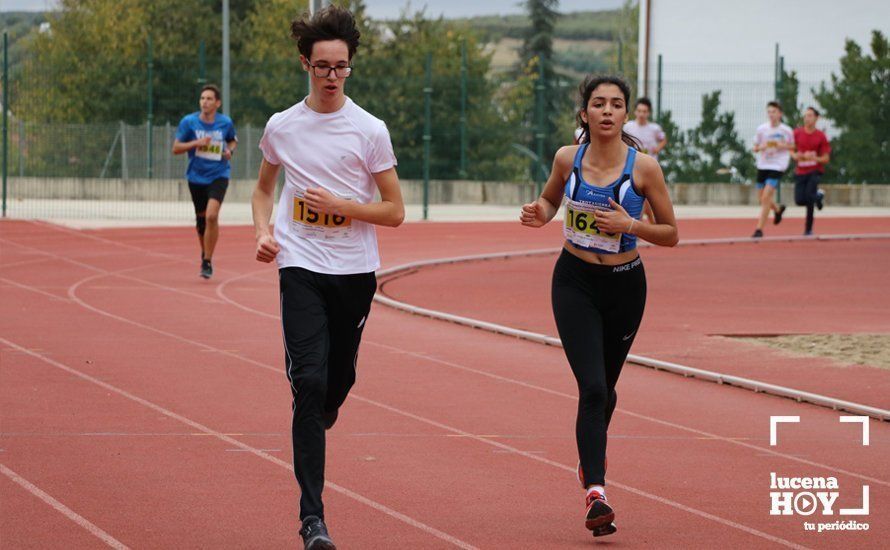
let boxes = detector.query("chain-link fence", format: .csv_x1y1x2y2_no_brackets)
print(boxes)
2,44,585,220
2,36,888,221
645,61,838,146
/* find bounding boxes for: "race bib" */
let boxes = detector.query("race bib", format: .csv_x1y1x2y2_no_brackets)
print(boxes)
798,151,817,168
196,140,224,161
291,191,353,240
563,198,621,253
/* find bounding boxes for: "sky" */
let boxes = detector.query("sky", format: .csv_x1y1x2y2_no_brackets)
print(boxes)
1,0,625,18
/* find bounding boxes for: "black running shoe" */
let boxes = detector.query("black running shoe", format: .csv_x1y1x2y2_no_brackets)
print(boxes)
752,229,763,238
300,516,336,550
592,522,617,537
816,190,824,210
200,259,213,279
773,204,786,225
804,230,813,236
323,409,339,430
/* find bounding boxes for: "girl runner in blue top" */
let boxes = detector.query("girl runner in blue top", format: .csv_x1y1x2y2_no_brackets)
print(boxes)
520,75,678,538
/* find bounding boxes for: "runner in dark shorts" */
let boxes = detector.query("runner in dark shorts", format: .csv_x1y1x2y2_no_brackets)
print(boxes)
173,84,237,278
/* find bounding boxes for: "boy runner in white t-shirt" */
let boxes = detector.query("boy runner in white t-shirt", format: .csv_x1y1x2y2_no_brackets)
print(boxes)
622,97,665,222
622,97,667,158
751,101,794,238
251,7,404,549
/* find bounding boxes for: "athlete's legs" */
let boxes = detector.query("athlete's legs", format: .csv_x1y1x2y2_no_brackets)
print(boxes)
756,185,776,231
794,175,807,207
203,199,221,260
202,179,229,261
602,264,647,430
188,183,209,258
324,272,377,415
804,173,821,233
552,252,609,487
280,268,330,521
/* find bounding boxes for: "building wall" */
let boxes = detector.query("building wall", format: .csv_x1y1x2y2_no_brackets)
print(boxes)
637,0,889,141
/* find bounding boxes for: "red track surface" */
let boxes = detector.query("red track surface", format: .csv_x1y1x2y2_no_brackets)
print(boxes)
1,217,888,549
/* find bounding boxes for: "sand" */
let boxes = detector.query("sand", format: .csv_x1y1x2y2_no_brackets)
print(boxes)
738,334,890,370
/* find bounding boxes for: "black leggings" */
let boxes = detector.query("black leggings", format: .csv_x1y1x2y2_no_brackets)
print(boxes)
551,249,647,487
794,172,821,232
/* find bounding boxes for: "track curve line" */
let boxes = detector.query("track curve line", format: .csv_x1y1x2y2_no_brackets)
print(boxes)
375,234,890,422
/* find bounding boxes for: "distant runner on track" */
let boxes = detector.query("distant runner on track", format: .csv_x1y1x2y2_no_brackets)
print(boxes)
172,84,237,279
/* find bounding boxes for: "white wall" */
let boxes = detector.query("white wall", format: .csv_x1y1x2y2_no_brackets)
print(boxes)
642,0,886,69
637,0,888,141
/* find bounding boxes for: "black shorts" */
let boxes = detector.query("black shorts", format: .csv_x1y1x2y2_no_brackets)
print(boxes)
188,178,229,214
756,169,785,188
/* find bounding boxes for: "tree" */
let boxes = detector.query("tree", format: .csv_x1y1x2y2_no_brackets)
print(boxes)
17,0,216,124
610,0,638,84
350,12,516,180
777,69,802,129
519,0,558,68
655,109,693,183
239,0,310,123
659,92,753,183
814,30,889,183
516,0,574,174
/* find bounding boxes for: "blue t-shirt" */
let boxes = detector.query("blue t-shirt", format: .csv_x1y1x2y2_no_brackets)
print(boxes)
176,112,237,184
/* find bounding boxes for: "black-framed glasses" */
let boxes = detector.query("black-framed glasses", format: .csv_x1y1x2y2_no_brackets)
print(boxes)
306,61,353,78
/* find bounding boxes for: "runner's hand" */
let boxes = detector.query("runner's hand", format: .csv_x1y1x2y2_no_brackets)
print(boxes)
304,187,344,215
595,198,633,234
196,136,212,147
223,149,232,160
520,202,546,228
256,233,280,263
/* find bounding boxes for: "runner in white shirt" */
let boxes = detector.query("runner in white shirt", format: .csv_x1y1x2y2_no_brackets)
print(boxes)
622,97,665,222
622,97,666,158
251,7,404,549
751,101,794,238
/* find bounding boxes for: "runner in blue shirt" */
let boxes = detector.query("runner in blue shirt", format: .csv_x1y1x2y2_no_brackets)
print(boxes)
173,84,238,278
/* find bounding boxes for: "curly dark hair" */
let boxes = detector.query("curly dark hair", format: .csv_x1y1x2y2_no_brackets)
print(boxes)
290,5,361,60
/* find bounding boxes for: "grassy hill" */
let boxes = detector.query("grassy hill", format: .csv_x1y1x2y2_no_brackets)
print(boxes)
452,9,630,76
1,12,49,68
451,9,623,42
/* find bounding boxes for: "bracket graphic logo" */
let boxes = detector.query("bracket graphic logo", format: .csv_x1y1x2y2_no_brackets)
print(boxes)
768,416,871,533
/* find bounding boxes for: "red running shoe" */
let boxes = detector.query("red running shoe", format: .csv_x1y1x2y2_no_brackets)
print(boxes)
585,490,615,532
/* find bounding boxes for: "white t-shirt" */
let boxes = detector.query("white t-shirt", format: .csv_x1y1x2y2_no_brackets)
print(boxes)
573,127,584,143
623,120,666,158
754,122,794,171
259,97,397,275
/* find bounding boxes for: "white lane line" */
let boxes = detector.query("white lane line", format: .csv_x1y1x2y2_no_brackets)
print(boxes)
0,276,70,301
1,463,130,550
0,337,477,550
71,277,815,547
214,265,890,487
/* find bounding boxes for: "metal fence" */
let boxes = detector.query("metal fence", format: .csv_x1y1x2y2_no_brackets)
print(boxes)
2,33,887,222
645,59,839,145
